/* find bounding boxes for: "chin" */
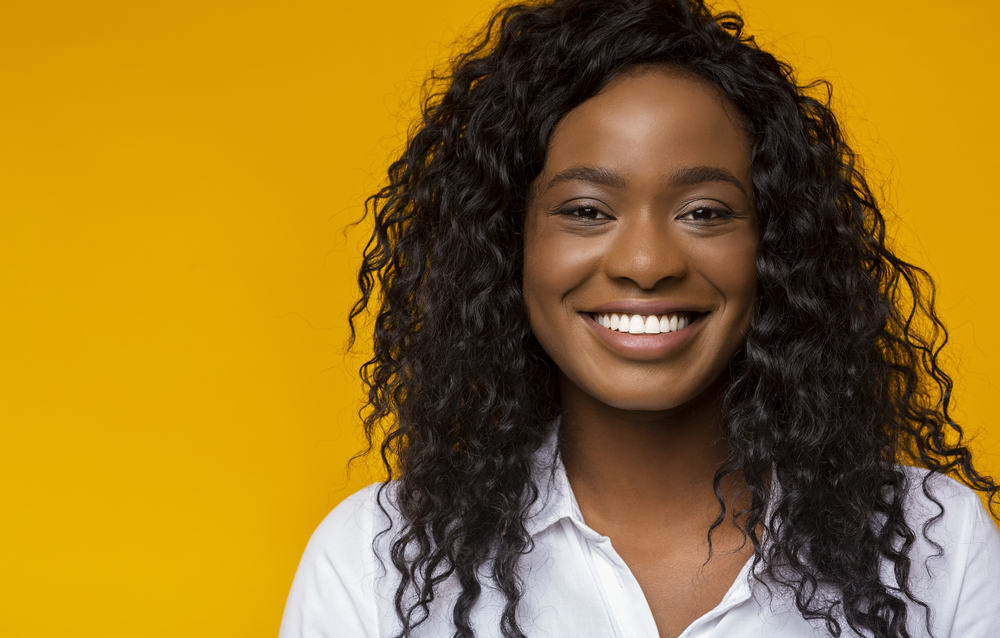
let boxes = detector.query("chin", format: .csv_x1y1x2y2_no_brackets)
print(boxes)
577,368,730,415
592,387,691,413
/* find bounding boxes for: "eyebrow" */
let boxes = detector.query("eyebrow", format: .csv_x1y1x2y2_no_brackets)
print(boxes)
545,164,748,196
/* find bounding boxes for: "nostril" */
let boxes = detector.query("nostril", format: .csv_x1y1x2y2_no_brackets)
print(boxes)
603,241,688,289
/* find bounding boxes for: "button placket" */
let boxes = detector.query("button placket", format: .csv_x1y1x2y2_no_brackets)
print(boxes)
562,521,627,638
591,536,661,638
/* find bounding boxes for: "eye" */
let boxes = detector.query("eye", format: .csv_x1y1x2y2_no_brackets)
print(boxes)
678,206,735,222
556,205,611,221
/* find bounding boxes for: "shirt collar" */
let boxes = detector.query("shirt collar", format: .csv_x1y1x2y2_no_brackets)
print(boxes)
524,419,581,537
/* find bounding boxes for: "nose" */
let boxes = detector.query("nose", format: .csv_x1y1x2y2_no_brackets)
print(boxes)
603,215,687,290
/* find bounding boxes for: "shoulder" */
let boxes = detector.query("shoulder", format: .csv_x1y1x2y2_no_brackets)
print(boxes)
279,483,400,638
895,464,996,542
894,464,998,555
892,465,1000,636
307,483,394,558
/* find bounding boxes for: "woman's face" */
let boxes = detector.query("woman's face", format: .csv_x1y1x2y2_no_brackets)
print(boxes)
523,67,757,412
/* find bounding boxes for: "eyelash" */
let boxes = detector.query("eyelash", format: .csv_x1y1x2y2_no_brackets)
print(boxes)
555,206,609,220
554,205,735,222
679,206,735,222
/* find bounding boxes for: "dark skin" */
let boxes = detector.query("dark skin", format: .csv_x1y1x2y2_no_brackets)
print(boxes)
559,375,756,638
523,67,759,637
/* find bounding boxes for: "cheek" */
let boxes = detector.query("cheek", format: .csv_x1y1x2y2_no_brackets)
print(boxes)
694,235,758,314
522,228,603,368
521,231,549,322
522,228,598,313
522,246,564,362
722,248,758,327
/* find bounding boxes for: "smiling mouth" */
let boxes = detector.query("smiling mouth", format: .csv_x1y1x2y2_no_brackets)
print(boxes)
588,311,706,335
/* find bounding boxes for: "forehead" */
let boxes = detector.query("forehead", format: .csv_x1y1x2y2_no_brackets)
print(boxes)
538,67,751,186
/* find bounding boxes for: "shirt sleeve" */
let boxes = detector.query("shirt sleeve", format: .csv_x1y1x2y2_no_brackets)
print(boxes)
947,496,1000,637
279,485,382,638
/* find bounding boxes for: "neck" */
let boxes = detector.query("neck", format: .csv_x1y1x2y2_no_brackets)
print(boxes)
558,374,745,539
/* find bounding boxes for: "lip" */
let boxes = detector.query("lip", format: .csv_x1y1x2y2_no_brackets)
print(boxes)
585,300,711,315
580,310,707,360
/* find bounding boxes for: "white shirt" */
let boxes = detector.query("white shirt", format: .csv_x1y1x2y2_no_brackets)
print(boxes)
280,428,1000,637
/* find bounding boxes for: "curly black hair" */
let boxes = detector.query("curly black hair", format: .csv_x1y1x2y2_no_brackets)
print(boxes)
348,1,1000,636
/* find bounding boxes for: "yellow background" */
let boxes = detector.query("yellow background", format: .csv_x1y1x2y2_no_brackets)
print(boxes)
2,1,997,636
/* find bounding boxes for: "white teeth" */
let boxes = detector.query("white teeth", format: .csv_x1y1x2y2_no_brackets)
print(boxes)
591,312,696,335
643,315,660,334
628,315,644,334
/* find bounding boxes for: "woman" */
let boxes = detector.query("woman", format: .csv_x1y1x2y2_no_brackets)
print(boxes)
280,1,1000,636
